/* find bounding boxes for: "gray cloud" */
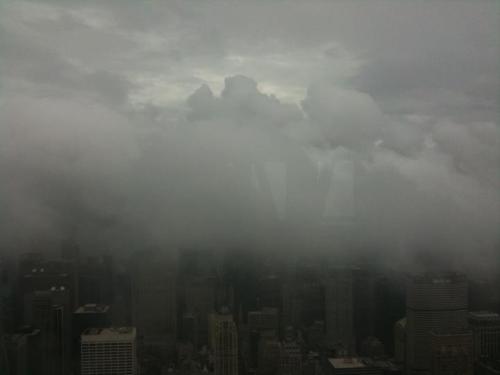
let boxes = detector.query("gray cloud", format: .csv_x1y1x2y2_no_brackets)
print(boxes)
0,0,498,275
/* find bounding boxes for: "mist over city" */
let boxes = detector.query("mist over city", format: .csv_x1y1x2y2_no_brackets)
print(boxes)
0,1,498,374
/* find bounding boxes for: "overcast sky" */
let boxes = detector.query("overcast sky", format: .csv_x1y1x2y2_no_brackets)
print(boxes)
0,0,498,273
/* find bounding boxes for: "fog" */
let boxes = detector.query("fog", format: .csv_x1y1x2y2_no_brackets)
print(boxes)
0,0,498,274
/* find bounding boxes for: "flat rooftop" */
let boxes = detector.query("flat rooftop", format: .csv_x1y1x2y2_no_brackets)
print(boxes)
470,311,500,320
75,303,110,314
329,357,367,369
82,327,136,342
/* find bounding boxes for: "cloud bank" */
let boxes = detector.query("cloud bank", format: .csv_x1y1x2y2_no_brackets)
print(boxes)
0,0,498,274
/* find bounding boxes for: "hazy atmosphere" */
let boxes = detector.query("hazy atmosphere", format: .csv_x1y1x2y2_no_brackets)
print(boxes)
1,0,498,273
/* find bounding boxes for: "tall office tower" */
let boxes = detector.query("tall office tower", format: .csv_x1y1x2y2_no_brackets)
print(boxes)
257,336,280,375
72,304,111,372
282,265,324,332
470,311,500,360
24,287,71,375
306,320,325,351
79,255,113,305
131,250,177,360
430,331,473,375
247,308,279,370
214,309,238,375
60,239,80,262
325,267,354,354
353,268,376,347
181,311,199,347
258,274,282,310
4,326,42,375
183,276,216,347
248,308,279,337
393,318,406,364
279,327,302,375
112,265,132,327
406,273,468,375
282,281,301,329
476,360,500,374
81,327,137,375
324,357,383,375
18,256,78,320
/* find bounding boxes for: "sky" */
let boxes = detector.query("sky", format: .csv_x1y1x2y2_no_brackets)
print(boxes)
0,0,498,273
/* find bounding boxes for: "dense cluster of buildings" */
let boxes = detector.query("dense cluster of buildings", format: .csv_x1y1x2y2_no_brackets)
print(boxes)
0,246,498,374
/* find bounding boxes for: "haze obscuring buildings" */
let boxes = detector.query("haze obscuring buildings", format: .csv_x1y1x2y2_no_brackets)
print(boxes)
131,251,177,360
325,267,354,355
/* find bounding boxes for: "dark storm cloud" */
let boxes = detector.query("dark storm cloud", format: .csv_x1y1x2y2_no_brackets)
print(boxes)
0,0,498,274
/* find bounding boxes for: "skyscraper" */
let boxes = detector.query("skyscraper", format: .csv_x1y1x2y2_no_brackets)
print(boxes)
325,267,354,354
81,327,137,375
131,250,177,360
73,304,111,373
214,309,238,375
279,327,302,375
430,331,473,375
469,311,500,361
406,273,468,374
24,287,71,375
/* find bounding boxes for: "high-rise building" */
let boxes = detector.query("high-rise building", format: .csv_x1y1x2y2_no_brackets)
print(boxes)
81,327,137,375
430,331,473,375
214,309,238,375
279,327,302,375
325,267,354,354
257,336,280,375
248,307,279,336
476,359,500,375
406,272,468,375
182,276,215,347
181,311,199,347
4,326,42,375
393,318,406,364
469,311,500,361
78,255,113,305
323,357,382,375
24,287,71,375
73,304,111,373
246,308,279,370
131,251,177,360
258,274,282,310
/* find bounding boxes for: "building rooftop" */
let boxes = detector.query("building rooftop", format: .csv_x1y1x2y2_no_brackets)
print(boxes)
411,272,467,283
469,311,500,320
329,357,367,369
82,327,136,341
75,303,110,314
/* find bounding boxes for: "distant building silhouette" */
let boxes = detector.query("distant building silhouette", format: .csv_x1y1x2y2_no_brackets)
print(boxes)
131,251,177,360
325,267,354,354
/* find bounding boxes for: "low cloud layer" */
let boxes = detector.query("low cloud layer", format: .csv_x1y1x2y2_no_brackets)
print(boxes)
0,1,498,274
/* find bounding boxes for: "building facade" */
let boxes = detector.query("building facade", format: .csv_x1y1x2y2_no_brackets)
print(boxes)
406,273,468,374
430,331,473,375
81,327,137,375
214,310,238,375
469,311,500,361
325,267,354,354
